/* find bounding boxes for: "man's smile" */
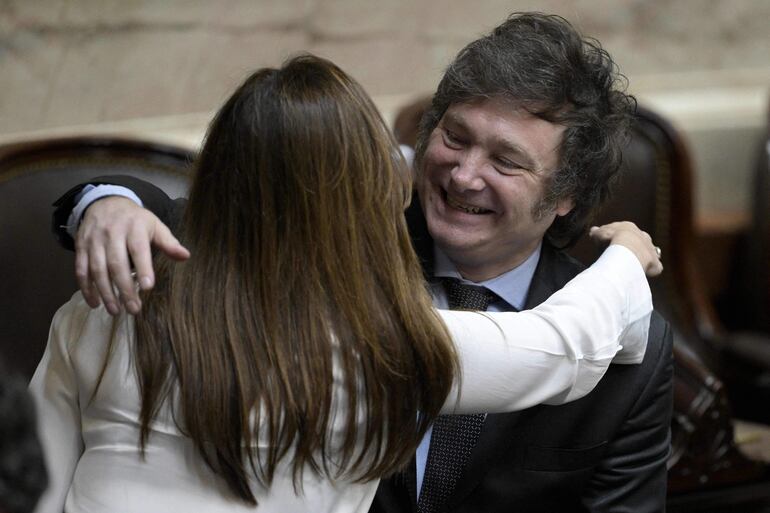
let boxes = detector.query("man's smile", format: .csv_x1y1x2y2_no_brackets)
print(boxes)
444,192,493,215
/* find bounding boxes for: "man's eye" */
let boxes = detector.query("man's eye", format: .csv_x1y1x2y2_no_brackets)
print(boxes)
443,130,465,148
495,157,521,171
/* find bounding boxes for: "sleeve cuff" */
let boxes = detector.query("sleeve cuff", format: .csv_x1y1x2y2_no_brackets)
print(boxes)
595,244,652,365
65,185,144,238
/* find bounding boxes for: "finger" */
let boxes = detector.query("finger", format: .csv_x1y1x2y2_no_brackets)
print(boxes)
90,246,120,316
588,225,614,242
74,243,100,308
106,240,141,315
646,259,664,277
152,223,190,261
127,230,155,291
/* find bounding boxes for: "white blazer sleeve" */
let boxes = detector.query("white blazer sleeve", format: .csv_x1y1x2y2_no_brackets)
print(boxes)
29,298,86,513
439,244,652,415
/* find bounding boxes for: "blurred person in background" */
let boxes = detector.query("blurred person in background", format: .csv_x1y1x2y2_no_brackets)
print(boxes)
0,359,47,513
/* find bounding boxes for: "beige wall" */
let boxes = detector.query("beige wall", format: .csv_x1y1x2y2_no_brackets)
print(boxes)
1,0,768,219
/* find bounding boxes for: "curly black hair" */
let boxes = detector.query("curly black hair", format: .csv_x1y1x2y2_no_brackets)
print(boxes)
415,12,636,247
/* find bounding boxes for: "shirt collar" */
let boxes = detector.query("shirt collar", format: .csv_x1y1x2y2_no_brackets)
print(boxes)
431,242,542,311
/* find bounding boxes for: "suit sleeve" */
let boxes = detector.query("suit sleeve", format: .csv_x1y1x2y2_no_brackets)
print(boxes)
580,315,674,513
52,175,187,250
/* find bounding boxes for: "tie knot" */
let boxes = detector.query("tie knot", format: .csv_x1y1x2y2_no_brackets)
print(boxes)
442,278,498,311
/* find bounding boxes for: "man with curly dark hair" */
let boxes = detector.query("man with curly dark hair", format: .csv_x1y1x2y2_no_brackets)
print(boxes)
371,12,673,513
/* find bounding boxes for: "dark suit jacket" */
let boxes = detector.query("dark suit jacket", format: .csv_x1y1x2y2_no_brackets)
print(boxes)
53,179,674,513
370,200,674,513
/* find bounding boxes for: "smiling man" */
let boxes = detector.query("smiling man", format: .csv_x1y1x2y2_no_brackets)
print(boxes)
373,13,673,513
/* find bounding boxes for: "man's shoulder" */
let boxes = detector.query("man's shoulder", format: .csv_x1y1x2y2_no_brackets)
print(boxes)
532,244,586,289
550,248,586,275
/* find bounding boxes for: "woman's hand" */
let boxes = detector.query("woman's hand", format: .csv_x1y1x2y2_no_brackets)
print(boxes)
589,222,663,277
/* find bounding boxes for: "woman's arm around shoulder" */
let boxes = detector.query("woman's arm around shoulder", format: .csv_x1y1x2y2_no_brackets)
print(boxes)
439,243,653,415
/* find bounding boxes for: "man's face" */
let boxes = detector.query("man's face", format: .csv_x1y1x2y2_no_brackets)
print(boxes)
417,97,573,281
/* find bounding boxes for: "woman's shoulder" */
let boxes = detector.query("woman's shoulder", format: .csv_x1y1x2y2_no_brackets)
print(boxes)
50,291,131,364
53,291,114,337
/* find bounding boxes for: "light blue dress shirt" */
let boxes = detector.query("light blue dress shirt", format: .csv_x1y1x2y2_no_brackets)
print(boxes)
416,242,542,499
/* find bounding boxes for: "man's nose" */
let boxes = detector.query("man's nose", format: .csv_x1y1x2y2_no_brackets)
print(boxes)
450,151,486,192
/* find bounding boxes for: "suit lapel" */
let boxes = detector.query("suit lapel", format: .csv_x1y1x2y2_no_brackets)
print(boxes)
523,243,567,310
443,410,528,509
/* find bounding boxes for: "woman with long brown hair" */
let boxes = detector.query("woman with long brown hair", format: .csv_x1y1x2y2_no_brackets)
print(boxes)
31,55,658,512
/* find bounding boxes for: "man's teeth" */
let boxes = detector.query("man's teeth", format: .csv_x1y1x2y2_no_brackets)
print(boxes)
446,195,488,214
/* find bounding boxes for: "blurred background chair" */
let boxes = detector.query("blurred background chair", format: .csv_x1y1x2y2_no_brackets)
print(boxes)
394,97,770,512
0,137,194,380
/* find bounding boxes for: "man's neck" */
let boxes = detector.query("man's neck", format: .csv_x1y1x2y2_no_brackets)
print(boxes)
432,242,542,312
444,244,542,283
453,262,522,283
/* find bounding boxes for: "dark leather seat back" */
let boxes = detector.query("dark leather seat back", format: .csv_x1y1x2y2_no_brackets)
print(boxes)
0,137,194,379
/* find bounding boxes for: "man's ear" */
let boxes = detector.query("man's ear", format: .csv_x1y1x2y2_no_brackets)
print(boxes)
555,197,574,217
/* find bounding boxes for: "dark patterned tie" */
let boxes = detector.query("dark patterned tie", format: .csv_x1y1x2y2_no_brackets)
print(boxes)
416,279,498,513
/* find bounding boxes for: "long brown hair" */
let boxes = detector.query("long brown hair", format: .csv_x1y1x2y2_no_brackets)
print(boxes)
132,55,457,503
